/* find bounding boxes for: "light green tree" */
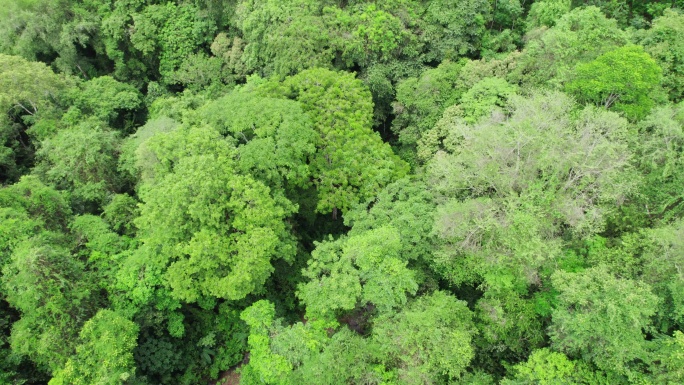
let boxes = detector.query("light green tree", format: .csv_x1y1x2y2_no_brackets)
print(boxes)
259,68,408,215
501,348,576,385
197,90,317,192
512,6,628,88
638,9,684,102
131,124,297,303
566,45,662,120
391,60,465,147
49,310,139,385
525,0,571,30
60,76,142,131
2,235,96,371
550,266,659,376
34,121,121,205
129,3,217,83
0,54,69,179
373,291,476,384
236,0,332,77
298,226,418,320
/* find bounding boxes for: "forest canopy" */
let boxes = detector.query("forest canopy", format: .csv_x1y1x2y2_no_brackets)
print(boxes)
1,1,684,385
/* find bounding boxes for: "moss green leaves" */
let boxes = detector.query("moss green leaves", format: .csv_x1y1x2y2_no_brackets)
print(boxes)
566,45,662,120
550,266,659,376
49,310,139,385
133,125,297,303
299,226,417,319
373,291,476,383
262,68,408,215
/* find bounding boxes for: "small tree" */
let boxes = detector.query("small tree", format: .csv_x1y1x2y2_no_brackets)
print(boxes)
566,45,662,120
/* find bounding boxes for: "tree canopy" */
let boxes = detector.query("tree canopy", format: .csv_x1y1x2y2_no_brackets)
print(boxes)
1,1,684,385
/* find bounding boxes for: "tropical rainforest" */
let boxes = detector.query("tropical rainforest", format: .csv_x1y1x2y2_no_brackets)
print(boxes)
1,0,684,384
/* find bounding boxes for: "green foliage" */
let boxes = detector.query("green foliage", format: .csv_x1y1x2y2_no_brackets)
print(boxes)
550,266,659,376
636,9,684,102
428,92,636,290
34,121,121,205
419,0,491,61
197,90,316,191
0,0,104,77
2,1,684,383
285,328,388,385
502,348,575,385
132,125,297,302
344,177,437,270
456,76,517,123
166,52,234,92
513,6,628,88
103,194,139,237
49,310,139,385
118,116,180,183
299,226,418,319
130,3,217,83
0,175,71,233
373,291,476,383
0,54,67,121
628,103,684,225
240,300,293,384
61,76,142,131
328,2,417,68
648,331,684,384
566,45,662,120
0,54,68,179
2,234,96,371
262,68,408,214
236,0,332,77
637,220,684,330
392,60,465,146
526,0,571,30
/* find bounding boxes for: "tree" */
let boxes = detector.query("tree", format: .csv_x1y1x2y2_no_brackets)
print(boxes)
512,6,628,88
130,124,297,303
129,3,217,83
391,61,465,147
0,54,69,180
2,234,97,372
343,177,437,273
453,76,517,123
627,103,684,226
525,0,571,30
637,220,684,331
566,45,662,120
326,2,419,69
0,0,106,78
118,116,180,184
648,331,684,384
34,121,122,206
637,9,684,102
259,68,408,215
49,310,139,385
239,300,295,384
235,0,333,77
428,92,636,288
501,348,576,385
372,291,476,384
550,266,659,376
418,0,491,61
0,175,72,244
196,90,317,192
240,300,383,385
60,76,142,132
298,226,418,320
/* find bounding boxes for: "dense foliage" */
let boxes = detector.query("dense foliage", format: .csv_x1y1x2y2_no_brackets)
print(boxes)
1,1,684,384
